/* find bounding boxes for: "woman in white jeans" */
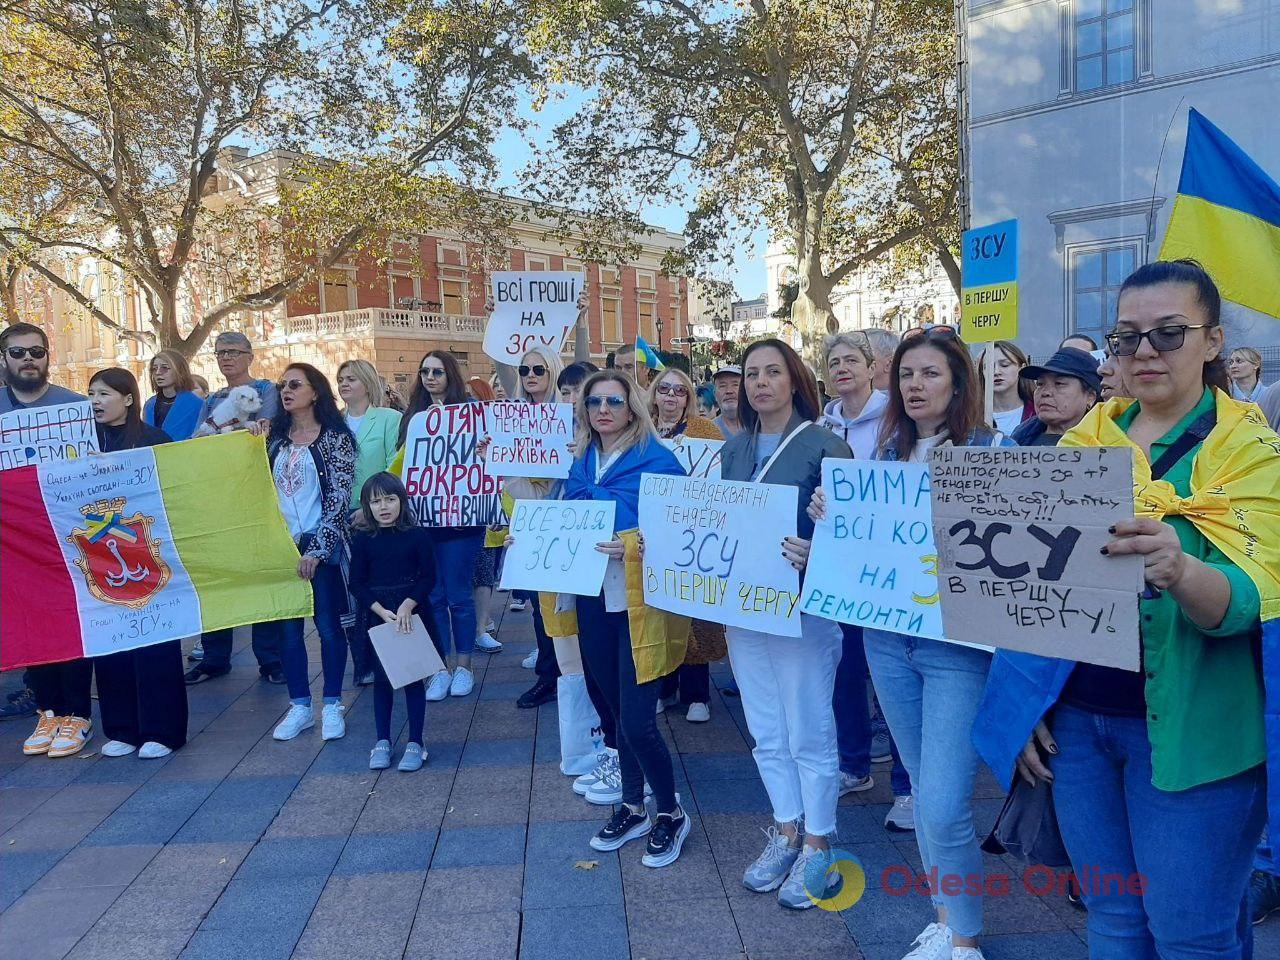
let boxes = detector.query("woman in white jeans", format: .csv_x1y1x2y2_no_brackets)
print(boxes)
718,338,852,910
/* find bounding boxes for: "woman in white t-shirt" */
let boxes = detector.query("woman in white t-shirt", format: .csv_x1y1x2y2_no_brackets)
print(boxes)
978,339,1033,434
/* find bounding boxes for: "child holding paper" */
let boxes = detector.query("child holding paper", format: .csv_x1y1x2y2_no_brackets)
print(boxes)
348,472,438,772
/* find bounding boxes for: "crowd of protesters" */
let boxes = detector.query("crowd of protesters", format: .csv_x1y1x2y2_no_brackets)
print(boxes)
3,256,1280,960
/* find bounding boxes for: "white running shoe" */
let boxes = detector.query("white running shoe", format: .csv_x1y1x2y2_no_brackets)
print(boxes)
685,702,710,723
900,922,952,960
951,949,986,960
450,667,474,697
426,670,452,702
101,740,137,757
885,795,915,832
509,597,527,612
138,742,171,759
273,704,314,741
475,633,503,653
585,763,624,805
321,702,346,740
838,772,874,796
521,650,538,669
573,750,619,796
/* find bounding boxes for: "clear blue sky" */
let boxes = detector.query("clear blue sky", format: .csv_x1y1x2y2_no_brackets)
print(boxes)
492,93,769,301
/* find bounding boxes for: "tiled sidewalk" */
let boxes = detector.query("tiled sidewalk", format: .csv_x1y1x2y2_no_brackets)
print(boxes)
0,608,1267,960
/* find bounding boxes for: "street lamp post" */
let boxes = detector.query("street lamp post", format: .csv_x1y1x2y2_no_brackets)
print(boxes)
655,316,664,350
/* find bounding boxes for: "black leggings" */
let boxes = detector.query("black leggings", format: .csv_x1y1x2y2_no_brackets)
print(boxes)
371,649,425,746
576,594,676,812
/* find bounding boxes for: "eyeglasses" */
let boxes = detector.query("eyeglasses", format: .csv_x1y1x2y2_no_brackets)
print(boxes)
585,395,627,410
5,345,48,360
1105,324,1212,357
518,365,547,378
655,383,688,397
419,367,446,379
277,378,307,391
214,348,251,360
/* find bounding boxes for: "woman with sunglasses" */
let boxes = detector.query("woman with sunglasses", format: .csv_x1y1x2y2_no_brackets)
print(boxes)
974,260,1277,960
719,338,852,910
558,370,692,867
248,364,357,743
648,366,723,724
398,350,486,700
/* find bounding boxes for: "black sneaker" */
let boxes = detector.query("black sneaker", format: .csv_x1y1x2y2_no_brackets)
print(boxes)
589,805,651,852
1250,869,1280,925
263,668,285,685
0,689,36,720
516,677,557,709
641,807,691,868
184,665,229,685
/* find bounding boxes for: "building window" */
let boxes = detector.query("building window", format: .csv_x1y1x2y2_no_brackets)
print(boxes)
636,269,656,291
438,242,466,267
441,278,467,315
525,254,548,271
602,295,622,343
1075,0,1135,92
1069,243,1137,345
322,272,351,313
638,299,656,341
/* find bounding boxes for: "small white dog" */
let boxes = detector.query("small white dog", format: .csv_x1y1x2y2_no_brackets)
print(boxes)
194,385,263,437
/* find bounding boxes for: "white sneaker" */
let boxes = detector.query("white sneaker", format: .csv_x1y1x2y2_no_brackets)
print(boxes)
426,670,452,701
509,597,527,612
449,667,474,697
101,740,137,757
273,704,314,741
475,633,503,653
138,742,171,759
952,949,986,960
885,794,916,832
521,650,538,669
900,922,952,960
321,702,346,740
686,702,710,723
839,772,874,796
573,750,619,795
585,763,624,805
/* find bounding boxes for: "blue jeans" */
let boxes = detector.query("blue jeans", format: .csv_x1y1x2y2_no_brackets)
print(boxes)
864,630,992,938
429,532,483,658
1049,704,1266,960
1256,832,1274,874
835,624,911,795
271,563,348,706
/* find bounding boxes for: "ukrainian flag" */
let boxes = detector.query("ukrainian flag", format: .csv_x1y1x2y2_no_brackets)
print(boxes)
1159,108,1280,319
635,336,666,370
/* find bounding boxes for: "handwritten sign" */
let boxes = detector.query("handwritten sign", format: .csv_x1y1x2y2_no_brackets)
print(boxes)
485,401,573,479
931,446,1142,669
801,460,944,640
638,473,800,637
499,499,615,595
0,401,98,471
961,219,1018,343
661,436,723,479
401,403,504,526
483,271,583,365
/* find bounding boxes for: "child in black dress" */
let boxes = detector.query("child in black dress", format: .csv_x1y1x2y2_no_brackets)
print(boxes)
347,472,437,771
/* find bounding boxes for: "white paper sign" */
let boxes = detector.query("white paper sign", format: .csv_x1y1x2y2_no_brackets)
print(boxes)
484,401,573,478
482,271,584,365
0,401,98,471
368,615,446,688
499,499,616,596
638,473,800,637
801,460,945,640
661,437,723,479
401,403,504,526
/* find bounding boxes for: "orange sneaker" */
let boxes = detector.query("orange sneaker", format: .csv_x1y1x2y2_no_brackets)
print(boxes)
23,711,60,755
47,716,93,758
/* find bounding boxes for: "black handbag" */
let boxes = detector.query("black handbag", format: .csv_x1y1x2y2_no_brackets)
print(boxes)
981,775,1071,868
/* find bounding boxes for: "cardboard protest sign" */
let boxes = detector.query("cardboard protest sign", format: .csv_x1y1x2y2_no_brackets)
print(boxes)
0,401,98,471
499,499,616,596
368,615,446,688
484,401,573,479
801,460,945,640
482,271,584,365
401,403,504,527
661,436,723,479
931,446,1142,669
638,473,801,637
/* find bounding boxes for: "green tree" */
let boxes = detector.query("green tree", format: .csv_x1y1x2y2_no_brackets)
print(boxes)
524,0,958,354
0,0,537,355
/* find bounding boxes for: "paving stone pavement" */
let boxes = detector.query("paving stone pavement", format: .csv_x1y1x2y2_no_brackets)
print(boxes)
1,604,1275,960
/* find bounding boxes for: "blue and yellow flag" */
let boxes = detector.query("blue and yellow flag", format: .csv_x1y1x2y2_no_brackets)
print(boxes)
635,336,666,370
1159,109,1280,318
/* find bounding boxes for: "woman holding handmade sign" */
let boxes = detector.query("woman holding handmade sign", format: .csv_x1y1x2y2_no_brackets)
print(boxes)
557,369,693,868
251,364,357,743
718,339,852,910
648,366,724,724
974,261,1278,960
399,350,485,701
90,368,189,760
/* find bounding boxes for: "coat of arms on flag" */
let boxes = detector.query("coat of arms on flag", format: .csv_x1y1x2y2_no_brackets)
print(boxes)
66,496,170,609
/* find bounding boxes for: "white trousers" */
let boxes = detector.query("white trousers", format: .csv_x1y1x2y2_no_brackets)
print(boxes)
726,613,843,836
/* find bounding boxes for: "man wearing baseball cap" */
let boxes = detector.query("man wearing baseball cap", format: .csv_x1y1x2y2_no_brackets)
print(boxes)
712,364,743,437
1011,347,1101,447
185,331,283,685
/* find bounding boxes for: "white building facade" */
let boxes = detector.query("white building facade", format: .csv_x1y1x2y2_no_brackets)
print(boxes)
965,0,1280,370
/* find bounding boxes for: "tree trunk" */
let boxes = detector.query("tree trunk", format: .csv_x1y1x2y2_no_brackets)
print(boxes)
1,266,20,325
792,244,837,368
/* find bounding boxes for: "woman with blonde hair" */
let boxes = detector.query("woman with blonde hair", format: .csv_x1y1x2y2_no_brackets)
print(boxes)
1227,346,1265,402
144,349,204,440
978,339,1034,434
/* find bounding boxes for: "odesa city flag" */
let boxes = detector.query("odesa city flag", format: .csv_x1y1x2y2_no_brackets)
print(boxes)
0,431,312,670
1159,108,1280,319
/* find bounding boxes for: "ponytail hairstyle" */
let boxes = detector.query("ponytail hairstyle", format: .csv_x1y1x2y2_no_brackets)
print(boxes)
1117,260,1229,394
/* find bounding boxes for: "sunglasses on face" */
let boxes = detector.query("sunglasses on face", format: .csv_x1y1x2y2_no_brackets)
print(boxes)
1105,323,1211,357
420,367,446,379
277,378,307,391
6,346,48,360
518,365,547,378
585,395,627,410
655,383,688,397
215,349,250,360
